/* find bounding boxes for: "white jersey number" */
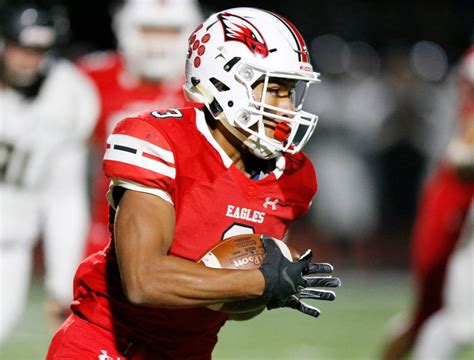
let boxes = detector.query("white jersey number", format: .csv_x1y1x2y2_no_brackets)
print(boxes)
150,109,183,119
222,223,255,240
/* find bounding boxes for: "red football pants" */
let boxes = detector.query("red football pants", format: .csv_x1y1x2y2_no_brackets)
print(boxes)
47,313,215,359
47,314,144,360
410,165,473,333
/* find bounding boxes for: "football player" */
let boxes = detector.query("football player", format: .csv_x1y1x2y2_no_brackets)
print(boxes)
382,46,474,360
0,3,98,341
413,203,473,359
47,7,341,359
412,46,474,360
77,0,200,257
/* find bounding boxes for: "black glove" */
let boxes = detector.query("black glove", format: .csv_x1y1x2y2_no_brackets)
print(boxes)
259,235,340,318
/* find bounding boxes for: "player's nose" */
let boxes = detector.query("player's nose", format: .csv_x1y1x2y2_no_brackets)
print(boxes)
276,96,295,118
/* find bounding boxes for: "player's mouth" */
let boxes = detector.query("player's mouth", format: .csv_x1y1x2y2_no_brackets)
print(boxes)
263,119,292,142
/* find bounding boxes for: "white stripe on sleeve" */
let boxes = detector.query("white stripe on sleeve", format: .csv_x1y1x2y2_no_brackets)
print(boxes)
104,148,176,179
106,178,174,209
107,134,175,164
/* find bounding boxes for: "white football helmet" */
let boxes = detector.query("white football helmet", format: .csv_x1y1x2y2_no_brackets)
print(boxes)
114,0,202,81
184,7,321,159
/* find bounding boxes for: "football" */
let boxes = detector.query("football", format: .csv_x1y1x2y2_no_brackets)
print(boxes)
198,234,294,313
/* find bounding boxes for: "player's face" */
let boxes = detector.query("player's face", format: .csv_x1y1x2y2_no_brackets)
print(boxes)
459,78,474,119
252,79,297,140
139,26,181,36
460,80,474,145
2,42,46,86
137,25,183,56
123,24,186,81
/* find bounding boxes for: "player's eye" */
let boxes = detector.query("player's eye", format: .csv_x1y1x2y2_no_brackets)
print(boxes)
267,87,280,96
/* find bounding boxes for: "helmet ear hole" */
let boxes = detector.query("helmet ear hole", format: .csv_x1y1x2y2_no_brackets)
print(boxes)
223,57,241,71
209,77,230,92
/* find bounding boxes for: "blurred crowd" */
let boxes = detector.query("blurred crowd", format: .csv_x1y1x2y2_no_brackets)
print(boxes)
301,36,462,268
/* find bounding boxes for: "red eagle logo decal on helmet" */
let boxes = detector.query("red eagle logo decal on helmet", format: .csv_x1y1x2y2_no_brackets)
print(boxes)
218,13,269,58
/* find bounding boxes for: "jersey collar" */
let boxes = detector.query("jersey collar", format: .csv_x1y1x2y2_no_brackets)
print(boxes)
194,108,286,179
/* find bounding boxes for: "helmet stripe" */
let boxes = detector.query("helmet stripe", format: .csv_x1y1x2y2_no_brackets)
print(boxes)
265,11,309,62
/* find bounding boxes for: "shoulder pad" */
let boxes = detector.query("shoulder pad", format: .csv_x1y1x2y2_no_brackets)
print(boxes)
77,51,119,72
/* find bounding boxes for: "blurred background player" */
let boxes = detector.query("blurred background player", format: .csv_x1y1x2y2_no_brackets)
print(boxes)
413,203,473,359
0,1,98,341
382,45,474,360
77,0,202,257
412,46,474,360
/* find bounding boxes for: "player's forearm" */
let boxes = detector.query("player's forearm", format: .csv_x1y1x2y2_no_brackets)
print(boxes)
121,254,265,308
115,190,265,308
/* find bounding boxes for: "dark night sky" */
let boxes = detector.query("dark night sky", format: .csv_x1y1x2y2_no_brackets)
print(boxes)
2,0,473,64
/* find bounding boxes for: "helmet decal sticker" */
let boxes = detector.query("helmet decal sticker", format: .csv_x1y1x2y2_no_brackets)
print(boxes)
217,13,269,58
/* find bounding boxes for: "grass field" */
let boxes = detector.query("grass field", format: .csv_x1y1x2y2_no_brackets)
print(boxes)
1,271,472,359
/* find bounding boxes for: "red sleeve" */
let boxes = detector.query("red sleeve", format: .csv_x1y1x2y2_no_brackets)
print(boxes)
282,152,318,218
103,117,176,202
411,165,473,278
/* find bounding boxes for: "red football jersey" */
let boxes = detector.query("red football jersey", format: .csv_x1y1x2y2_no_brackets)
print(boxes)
77,52,187,256
71,105,317,357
